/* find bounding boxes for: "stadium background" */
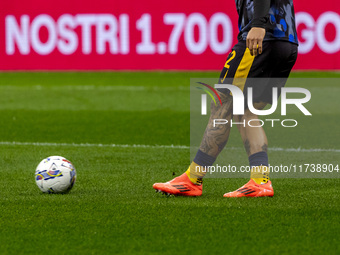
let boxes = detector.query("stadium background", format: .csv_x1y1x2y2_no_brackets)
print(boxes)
1,0,339,70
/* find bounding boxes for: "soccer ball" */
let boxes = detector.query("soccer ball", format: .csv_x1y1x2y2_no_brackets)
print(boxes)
35,156,77,193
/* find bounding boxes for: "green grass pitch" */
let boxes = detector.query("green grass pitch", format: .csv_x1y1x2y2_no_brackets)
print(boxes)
0,71,339,254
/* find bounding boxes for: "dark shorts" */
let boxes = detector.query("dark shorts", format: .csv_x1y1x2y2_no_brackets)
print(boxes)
219,40,298,104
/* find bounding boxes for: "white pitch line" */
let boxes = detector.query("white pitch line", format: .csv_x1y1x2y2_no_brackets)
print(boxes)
0,141,339,153
269,147,340,153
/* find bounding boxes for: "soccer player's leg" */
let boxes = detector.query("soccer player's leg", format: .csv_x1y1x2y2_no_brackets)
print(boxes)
222,42,276,198
223,42,298,197
223,104,274,198
153,91,234,196
153,44,247,196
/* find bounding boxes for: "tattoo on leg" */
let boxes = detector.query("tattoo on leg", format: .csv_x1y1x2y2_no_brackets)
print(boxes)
244,139,251,155
261,144,268,153
199,92,233,158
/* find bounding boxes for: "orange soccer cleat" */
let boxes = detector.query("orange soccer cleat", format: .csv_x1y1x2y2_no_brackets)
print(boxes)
153,173,202,196
223,179,274,198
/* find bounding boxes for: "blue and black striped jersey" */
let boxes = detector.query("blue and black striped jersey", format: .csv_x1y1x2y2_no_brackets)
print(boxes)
236,0,299,44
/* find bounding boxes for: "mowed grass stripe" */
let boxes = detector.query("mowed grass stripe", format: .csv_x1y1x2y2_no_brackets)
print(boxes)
0,110,189,145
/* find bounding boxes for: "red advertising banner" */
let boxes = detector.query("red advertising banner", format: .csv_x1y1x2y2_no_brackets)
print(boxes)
0,0,339,70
